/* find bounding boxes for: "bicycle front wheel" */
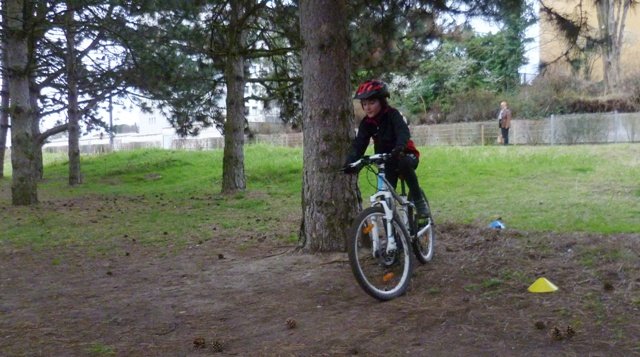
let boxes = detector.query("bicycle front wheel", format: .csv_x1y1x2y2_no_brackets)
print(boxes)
348,206,414,301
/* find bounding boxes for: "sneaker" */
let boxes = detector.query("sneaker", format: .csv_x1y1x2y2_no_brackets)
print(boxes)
414,198,429,218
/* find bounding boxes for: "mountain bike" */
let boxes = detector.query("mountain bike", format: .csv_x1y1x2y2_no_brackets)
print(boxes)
344,153,435,301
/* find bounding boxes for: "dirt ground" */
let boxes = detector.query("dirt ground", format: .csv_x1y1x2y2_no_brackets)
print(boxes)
1,220,640,356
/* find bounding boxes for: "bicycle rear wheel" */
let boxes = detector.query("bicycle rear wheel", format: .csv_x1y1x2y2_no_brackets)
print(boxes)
412,190,435,264
348,206,413,301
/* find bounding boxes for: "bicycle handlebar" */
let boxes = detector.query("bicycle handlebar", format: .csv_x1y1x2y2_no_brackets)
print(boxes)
346,153,391,169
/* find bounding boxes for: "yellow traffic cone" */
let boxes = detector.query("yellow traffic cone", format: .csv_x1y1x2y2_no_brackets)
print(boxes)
528,277,559,293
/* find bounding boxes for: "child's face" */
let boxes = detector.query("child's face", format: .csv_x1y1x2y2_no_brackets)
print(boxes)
361,99,382,118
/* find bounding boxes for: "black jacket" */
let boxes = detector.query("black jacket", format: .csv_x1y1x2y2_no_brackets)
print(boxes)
347,106,419,163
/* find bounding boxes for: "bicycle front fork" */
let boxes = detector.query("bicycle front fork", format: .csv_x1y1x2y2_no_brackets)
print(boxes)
370,218,397,259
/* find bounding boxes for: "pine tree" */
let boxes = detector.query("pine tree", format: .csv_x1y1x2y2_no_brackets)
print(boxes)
299,0,358,252
125,0,300,194
6,0,38,204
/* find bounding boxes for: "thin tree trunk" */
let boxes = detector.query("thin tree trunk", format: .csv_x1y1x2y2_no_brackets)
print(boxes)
595,0,631,95
221,0,246,194
30,80,43,180
28,1,44,180
608,0,630,94
6,0,38,204
299,0,360,252
0,0,9,178
0,59,9,179
65,7,82,185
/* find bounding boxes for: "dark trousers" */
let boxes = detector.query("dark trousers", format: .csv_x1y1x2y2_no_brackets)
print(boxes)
501,127,510,145
385,154,422,200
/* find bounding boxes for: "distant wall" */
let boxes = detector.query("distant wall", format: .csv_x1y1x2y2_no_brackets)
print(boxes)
41,112,640,154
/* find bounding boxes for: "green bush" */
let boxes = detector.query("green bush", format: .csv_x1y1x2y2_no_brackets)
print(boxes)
397,71,640,123
445,89,500,122
514,74,640,119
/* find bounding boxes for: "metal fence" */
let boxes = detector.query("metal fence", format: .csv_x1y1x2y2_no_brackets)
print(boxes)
41,112,640,154
244,112,640,147
411,112,640,146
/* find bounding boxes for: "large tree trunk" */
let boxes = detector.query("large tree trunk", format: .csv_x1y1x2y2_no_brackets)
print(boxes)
65,7,82,185
221,0,246,194
7,0,38,204
299,0,360,252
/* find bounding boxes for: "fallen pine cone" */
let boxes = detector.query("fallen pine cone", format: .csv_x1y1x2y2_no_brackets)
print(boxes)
286,318,297,329
603,281,614,292
550,326,564,341
566,325,576,338
193,336,206,349
211,339,224,353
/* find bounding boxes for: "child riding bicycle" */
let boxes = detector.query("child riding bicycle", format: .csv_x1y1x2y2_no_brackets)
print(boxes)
343,79,429,218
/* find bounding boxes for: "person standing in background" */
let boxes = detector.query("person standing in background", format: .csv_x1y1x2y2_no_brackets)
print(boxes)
498,101,512,145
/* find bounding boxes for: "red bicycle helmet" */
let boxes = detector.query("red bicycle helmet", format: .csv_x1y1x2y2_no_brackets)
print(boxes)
354,79,390,99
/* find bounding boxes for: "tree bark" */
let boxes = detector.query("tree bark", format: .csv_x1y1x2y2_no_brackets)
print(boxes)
299,0,360,252
65,7,82,185
0,0,9,178
7,0,38,204
221,0,246,194
27,1,45,181
0,54,9,179
30,80,43,180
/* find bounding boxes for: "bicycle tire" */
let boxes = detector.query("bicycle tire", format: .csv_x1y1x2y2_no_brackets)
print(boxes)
412,190,435,264
348,206,414,301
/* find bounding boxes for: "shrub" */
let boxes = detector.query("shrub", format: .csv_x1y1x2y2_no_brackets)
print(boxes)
516,73,640,118
445,89,500,123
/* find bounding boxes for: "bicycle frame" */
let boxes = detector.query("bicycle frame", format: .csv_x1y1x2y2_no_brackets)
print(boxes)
350,154,413,257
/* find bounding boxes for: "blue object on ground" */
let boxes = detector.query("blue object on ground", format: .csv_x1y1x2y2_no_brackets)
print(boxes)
489,219,505,230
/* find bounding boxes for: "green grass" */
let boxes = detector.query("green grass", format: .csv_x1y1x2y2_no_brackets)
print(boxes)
415,144,640,233
0,146,303,249
1,143,638,249
86,342,116,356
356,144,640,233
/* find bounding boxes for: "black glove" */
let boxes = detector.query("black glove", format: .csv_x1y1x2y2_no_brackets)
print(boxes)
342,162,359,175
391,145,406,159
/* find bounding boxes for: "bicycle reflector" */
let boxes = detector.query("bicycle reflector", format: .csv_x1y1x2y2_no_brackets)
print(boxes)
362,223,373,234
